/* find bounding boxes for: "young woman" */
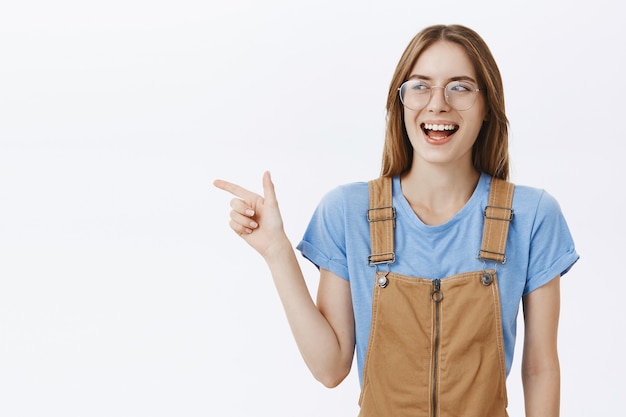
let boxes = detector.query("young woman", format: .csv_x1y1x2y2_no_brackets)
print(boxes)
214,24,578,417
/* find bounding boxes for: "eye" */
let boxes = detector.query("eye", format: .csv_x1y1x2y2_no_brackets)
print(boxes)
448,81,475,93
408,80,430,92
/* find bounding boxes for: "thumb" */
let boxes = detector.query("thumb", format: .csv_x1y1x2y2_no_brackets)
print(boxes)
262,171,278,204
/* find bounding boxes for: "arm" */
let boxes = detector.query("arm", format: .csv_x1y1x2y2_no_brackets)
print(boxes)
521,275,561,417
213,172,355,387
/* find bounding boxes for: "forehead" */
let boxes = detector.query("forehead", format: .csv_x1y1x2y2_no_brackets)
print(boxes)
409,41,477,80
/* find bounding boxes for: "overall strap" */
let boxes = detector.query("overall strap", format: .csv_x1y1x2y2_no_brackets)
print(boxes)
367,176,395,265
478,177,515,264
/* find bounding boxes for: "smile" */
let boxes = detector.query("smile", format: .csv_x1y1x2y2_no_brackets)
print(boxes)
422,123,459,141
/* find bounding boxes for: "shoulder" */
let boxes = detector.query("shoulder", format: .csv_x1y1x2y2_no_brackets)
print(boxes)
299,181,371,264
510,182,569,233
507,182,579,291
316,181,370,212
512,183,562,215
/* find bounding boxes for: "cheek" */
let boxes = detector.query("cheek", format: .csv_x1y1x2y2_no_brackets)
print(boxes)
403,109,421,137
464,101,488,137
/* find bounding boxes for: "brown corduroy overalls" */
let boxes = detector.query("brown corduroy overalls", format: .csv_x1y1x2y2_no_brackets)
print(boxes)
358,176,514,417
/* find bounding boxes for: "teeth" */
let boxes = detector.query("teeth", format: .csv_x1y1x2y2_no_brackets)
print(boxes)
424,123,456,131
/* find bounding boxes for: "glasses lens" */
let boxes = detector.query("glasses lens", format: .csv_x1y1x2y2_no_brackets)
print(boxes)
445,81,478,111
399,81,430,110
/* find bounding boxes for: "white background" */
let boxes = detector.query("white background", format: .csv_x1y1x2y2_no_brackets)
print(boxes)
0,0,623,416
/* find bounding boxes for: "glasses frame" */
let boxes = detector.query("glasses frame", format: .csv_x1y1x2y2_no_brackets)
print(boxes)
398,80,481,111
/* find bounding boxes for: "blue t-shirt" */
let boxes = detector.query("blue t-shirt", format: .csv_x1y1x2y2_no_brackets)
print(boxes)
296,173,579,385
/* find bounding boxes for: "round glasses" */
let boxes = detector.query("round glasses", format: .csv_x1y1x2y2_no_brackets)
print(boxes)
398,80,480,111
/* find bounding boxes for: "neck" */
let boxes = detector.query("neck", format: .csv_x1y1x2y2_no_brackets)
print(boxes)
400,163,481,225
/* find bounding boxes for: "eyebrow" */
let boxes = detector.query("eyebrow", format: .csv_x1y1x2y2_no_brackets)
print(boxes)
407,74,478,84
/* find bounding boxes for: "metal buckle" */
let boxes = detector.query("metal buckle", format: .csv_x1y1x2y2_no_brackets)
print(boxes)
368,252,396,266
477,249,507,264
483,205,514,221
367,206,396,227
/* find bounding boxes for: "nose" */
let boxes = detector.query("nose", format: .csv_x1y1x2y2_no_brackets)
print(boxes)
426,86,449,112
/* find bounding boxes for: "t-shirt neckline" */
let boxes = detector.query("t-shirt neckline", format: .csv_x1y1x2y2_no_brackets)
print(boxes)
392,173,489,231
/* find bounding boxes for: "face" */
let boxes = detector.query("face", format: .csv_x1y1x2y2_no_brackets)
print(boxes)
403,41,487,171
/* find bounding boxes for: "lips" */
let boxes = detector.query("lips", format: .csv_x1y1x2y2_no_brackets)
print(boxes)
422,122,459,141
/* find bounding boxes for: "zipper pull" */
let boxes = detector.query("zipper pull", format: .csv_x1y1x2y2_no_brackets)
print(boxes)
431,278,443,303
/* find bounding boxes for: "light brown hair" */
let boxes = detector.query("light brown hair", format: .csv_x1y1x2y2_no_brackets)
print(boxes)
381,24,509,180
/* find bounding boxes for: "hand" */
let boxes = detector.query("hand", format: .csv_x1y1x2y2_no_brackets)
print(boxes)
213,171,287,258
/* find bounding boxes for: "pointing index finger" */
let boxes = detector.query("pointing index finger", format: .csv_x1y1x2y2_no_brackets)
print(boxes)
213,179,258,201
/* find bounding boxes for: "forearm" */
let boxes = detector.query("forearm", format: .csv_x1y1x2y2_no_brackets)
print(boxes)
522,361,560,417
264,237,352,387
521,276,561,417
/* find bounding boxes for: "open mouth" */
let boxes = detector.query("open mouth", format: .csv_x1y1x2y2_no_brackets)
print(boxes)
422,123,459,141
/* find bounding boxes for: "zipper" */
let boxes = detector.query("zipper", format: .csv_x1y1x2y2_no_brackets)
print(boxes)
431,278,443,417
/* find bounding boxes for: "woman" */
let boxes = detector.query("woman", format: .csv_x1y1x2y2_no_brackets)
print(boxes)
214,24,578,417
